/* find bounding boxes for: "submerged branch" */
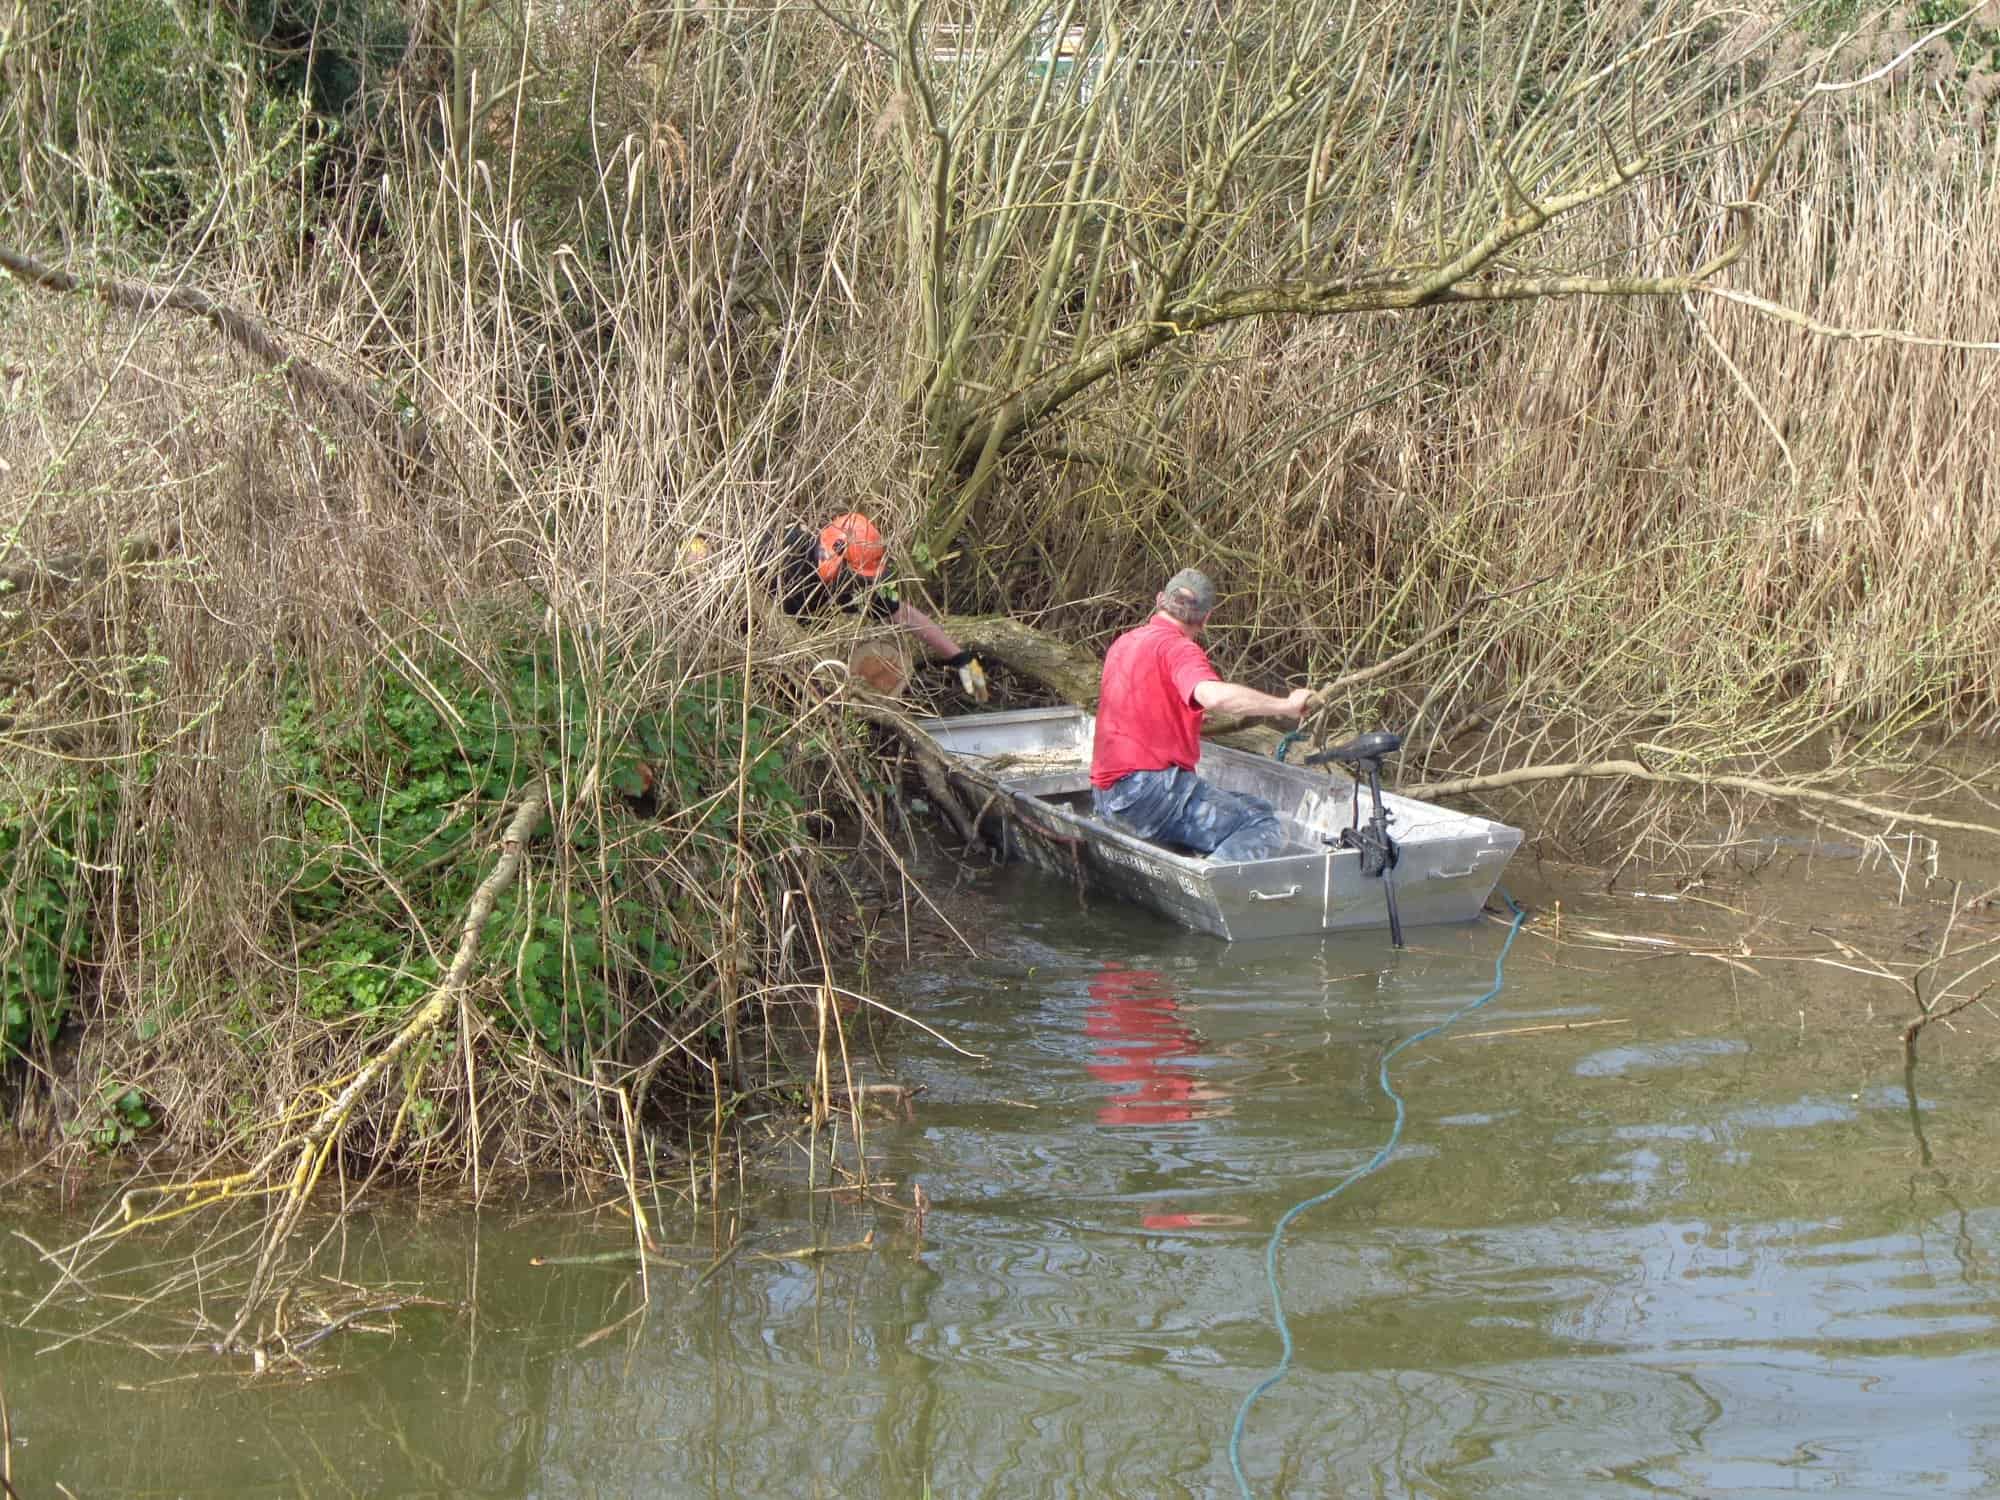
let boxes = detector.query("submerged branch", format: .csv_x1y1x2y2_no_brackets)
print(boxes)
0,1366,13,1500
1903,982,1999,1064
1408,761,2000,843
79,782,548,1349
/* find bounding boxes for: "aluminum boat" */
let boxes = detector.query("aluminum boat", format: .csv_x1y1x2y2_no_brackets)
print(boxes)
918,706,1521,942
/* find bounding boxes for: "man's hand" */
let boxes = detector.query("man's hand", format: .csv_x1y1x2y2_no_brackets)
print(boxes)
1280,687,1312,719
944,650,990,703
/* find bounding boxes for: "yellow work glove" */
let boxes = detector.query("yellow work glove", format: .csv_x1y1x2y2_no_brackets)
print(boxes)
943,650,990,703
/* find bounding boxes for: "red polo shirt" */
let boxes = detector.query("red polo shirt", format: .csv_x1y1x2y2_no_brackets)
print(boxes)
1090,615,1219,788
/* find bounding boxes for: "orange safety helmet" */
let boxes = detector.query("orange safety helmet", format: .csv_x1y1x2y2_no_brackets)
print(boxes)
815,512,887,584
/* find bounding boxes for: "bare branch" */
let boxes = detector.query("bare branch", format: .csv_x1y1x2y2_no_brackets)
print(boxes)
1700,285,2000,353
0,245,432,458
1408,762,2000,844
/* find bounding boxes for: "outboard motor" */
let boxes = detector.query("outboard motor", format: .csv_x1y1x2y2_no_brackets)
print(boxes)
1305,731,1405,947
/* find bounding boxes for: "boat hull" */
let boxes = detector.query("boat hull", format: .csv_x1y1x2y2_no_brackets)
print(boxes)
919,706,1521,942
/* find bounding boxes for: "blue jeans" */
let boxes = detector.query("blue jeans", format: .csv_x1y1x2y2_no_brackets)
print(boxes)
1092,767,1284,862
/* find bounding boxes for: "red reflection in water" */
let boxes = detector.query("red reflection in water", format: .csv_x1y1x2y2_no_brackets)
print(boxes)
1085,962,1226,1126
1140,1212,1251,1230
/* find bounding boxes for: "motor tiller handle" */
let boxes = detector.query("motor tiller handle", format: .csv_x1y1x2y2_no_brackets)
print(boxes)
1310,729,1406,948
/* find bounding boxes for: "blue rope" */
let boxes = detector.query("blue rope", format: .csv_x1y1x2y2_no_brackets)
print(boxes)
1226,891,1529,1498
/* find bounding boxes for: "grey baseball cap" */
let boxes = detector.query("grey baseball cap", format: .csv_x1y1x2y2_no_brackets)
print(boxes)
1160,567,1217,621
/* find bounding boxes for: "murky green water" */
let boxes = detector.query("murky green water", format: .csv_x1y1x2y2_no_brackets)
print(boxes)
6,859,2000,1497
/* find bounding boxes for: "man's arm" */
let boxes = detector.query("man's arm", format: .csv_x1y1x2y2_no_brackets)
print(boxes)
1193,680,1312,719
889,599,962,660
886,599,989,701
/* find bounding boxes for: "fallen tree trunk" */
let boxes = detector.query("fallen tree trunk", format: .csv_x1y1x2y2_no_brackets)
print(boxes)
947,614,1108,707
945,578,1544,729
0,526,181,600
0,245,431,461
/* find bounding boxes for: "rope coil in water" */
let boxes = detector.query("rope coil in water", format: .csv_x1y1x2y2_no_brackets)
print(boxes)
1227,891,1530,1498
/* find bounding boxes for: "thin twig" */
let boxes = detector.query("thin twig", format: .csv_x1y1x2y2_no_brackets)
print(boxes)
691,1239,745,1290
1,1364,14,1500
1451,1017,1629,1041
289,1301,410,1356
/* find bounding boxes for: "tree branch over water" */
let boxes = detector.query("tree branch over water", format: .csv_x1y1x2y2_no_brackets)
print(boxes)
50,782,548,1348
1406,761,2000,845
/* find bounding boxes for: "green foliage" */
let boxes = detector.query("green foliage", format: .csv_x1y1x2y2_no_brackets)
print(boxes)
1800,0,2000,72
271,638,799,1058
1801,0,1866,37
65,1082,157,1153
235,0,408,120
45,1,242,234
10,0,378,243
1912,0,2000,74
0,780,108,1061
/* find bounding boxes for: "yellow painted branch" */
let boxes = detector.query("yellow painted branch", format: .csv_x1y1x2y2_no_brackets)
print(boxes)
206,782,548,1345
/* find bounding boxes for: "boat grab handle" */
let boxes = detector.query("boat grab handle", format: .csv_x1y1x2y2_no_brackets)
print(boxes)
1249,885,1301,902
1432,862,1478,879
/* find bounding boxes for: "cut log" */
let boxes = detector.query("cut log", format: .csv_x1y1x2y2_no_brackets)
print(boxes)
946,614,1106,708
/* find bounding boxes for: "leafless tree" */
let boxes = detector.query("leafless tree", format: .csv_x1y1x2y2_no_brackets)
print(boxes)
818,0,1994,547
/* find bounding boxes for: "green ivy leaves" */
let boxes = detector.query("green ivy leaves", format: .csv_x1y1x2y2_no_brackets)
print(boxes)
65,1083,156,1153
272,643,798,1059
1,780,106,1059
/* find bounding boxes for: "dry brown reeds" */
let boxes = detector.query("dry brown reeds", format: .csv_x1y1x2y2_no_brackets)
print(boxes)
0,1,950,1342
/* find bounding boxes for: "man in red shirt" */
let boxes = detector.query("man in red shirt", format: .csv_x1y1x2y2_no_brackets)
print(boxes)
1089,568,1310,861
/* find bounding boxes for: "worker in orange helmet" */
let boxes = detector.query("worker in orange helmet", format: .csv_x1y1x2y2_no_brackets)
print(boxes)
774,512,989,701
